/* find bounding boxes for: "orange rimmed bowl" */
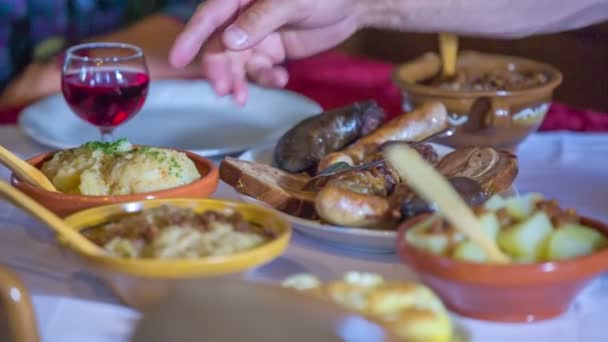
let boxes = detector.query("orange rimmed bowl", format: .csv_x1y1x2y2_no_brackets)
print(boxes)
10,148,219,217
396,214,608,323
60,198,291,309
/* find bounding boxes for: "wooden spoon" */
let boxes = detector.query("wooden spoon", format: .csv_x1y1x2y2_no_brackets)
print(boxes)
0,181,103,256
383,143,510,263
0,145,57,192
438,33,459,78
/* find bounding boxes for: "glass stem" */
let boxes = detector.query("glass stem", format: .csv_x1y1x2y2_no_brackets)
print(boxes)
100,127,115,142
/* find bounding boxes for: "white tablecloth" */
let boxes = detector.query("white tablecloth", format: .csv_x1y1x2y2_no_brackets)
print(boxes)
1,126,608,341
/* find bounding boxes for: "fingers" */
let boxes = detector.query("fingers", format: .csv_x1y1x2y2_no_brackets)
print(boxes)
201,47,253,105
257,67,289,88
223,0,304,50
170,0,247,68
243,33,288,88
201,53,231,96
228,53,249,105
281,16,359,59
245,55,289,88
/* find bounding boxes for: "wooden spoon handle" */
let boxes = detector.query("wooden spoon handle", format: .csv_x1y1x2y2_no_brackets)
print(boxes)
384,143,510,263
0,181,101,256
0,265,40,342
0,145,56,192
439,33,458,77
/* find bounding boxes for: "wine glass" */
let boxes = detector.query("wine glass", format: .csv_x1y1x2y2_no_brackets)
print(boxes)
61,42,150,142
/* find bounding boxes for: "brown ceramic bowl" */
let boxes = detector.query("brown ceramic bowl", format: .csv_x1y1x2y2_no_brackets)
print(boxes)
10,149,219,217
392,51,562,150
396,214,608,323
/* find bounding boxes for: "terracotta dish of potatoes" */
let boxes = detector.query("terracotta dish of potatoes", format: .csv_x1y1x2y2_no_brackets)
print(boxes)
220,100,518,233
282,271,453,342
397,193,608,322
11,139,219,217
405,193,607,263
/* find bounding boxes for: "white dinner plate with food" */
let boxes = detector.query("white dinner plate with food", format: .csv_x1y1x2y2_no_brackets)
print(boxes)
18,80,322,157
226,101,518,253
237,142,516,253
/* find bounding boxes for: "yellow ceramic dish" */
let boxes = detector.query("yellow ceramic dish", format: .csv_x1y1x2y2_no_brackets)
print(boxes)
61,198,291,308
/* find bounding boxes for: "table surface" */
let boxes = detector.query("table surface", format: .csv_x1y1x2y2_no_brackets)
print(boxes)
2,125,608,342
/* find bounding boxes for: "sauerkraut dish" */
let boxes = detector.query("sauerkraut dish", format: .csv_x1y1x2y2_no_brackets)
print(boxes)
83,205,274,259
41,139,200,196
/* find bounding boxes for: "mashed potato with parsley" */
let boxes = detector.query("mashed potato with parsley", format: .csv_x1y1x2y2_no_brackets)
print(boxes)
41,139,200,195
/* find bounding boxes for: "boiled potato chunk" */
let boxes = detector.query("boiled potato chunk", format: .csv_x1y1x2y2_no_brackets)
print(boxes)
452,241,488,262
483,194,507,211
450,213,500,263
406,216,464,255
497,211,553,261
504,193,543,221
544,224,608,261
406,228,449,255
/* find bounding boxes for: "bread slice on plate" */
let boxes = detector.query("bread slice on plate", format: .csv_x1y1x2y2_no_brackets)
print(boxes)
220,157,317,219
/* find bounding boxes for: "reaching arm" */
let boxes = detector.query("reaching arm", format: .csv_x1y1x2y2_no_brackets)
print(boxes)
91,14,196,79
359,0,608,38
168,0,608,104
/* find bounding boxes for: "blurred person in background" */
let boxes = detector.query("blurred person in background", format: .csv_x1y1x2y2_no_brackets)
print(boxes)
169,0,608,104
0,0,201,108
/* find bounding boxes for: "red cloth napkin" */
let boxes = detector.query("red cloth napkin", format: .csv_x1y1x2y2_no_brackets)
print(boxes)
0,107,21,125
2,52,607,131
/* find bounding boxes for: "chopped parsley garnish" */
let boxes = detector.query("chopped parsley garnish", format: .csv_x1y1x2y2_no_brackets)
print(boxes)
83,138,130,155
169,157,182,177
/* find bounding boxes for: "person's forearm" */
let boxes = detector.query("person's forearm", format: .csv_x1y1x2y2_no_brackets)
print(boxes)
90,14,199,78
358,0,608,38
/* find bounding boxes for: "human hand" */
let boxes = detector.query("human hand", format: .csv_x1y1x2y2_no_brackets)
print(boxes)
169,0,363,104
0,62,61,108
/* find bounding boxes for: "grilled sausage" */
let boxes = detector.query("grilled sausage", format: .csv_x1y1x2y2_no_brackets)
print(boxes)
338,101,448,164
315,185,392,228
274,100,385,173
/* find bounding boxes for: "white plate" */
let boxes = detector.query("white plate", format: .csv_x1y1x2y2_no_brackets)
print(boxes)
18,80,322,157
238,143,460,253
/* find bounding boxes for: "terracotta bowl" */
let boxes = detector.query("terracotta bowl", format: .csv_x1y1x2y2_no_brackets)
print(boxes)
396,214,608,323
10,149,219,217
392,51,563,150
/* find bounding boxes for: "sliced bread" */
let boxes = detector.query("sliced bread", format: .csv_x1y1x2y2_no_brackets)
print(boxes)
219,157,318,219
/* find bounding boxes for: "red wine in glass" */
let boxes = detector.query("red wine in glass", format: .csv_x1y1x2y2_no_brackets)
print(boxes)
62,70,149,127
62,42,149,142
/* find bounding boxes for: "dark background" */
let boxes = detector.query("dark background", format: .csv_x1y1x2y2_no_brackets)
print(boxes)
338,21,608,112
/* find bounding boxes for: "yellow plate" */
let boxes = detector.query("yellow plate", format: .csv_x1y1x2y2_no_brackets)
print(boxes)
62,198,291,279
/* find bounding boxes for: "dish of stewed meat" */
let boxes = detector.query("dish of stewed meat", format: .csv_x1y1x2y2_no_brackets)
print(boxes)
422,69,551,92
84,205,274,259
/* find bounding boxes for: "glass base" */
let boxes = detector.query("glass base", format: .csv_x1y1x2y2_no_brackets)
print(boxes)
99,128,115,142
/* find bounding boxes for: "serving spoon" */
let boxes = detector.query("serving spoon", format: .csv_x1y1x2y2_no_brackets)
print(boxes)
0,181,104,256
0,145,57,192
438,33,459,78
383,143,509,263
